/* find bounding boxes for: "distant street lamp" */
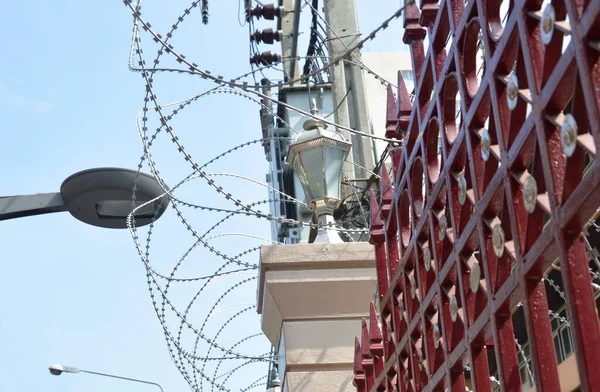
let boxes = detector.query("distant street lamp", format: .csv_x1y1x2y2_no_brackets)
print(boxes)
0,167,169,228
48,364,164,392
287,103,351,243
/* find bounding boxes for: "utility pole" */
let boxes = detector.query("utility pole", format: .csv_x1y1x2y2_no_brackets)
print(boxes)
279,0,299,81
322,0,376,181
277,0,377,180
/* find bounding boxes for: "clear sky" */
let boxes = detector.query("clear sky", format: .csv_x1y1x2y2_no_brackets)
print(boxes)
0,1,406,392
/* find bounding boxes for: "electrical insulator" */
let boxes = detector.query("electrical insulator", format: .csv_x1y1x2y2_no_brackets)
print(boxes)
250,51,282,66
247,4,285,21
250,28,283,45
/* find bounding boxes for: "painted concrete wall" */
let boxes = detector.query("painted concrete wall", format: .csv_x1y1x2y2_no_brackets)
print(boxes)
361,52,414,161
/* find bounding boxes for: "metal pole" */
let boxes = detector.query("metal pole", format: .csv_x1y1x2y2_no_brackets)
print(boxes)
80,369,164,392
0,193,67,221
261,78,274,159
261,78,274,129
288,0,303,81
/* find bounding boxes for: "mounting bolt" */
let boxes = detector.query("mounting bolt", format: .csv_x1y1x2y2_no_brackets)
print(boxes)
458,174,467,205
470,260,481,293
523,175,538,213
433,324,441,348
423,246,432,271
481,128,491,161
541,4,556,45
507,74,519,110
438,215,447,241
410,274,417,299
561,114,578,157
449,295,459,322
492,224,505,257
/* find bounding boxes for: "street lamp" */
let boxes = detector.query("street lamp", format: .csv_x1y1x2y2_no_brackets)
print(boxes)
0,167,169,228
287,103,351,243
48,364,164,392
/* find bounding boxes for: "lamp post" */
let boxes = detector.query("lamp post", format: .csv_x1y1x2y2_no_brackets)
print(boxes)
287,103,351,243
48,364,164,392
0,167,169,228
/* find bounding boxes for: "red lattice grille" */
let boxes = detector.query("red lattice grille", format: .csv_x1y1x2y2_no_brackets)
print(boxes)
357,0,600,391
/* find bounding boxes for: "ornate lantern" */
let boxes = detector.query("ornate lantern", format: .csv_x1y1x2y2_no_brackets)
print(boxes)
287,106,351,243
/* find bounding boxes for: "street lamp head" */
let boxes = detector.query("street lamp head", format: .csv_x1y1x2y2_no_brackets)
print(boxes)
49,364,80,376
0,167,168,228
49,364,63,376
287,119,351,213
287,112,351,243
60,168,170,229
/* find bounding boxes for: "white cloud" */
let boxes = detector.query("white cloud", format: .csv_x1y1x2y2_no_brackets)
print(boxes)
7,95,27,106
32,100,52,113
0,82,54,114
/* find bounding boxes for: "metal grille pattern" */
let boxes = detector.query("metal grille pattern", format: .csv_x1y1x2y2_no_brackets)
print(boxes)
356,0,600,390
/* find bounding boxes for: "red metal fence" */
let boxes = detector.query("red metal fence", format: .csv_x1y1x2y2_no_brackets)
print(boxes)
355,0,600,390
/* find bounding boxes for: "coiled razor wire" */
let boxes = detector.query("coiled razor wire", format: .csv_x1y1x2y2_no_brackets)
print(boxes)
119,0,600,389
119,1,432,391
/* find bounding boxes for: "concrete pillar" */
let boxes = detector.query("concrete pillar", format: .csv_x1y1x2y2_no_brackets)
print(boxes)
257,243,377,392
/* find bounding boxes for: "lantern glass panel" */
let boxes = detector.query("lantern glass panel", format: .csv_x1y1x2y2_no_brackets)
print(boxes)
323,145,346,200
292,155,310,201
297,146,326,200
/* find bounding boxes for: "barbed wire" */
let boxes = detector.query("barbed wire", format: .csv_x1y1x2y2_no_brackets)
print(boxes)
123,0,412,91
515,337,535,388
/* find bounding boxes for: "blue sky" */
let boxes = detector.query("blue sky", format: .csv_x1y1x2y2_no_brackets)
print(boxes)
0,1,405,391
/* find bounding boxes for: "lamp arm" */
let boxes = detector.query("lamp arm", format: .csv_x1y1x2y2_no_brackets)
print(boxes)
80,370,164,392
0,193,67,221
